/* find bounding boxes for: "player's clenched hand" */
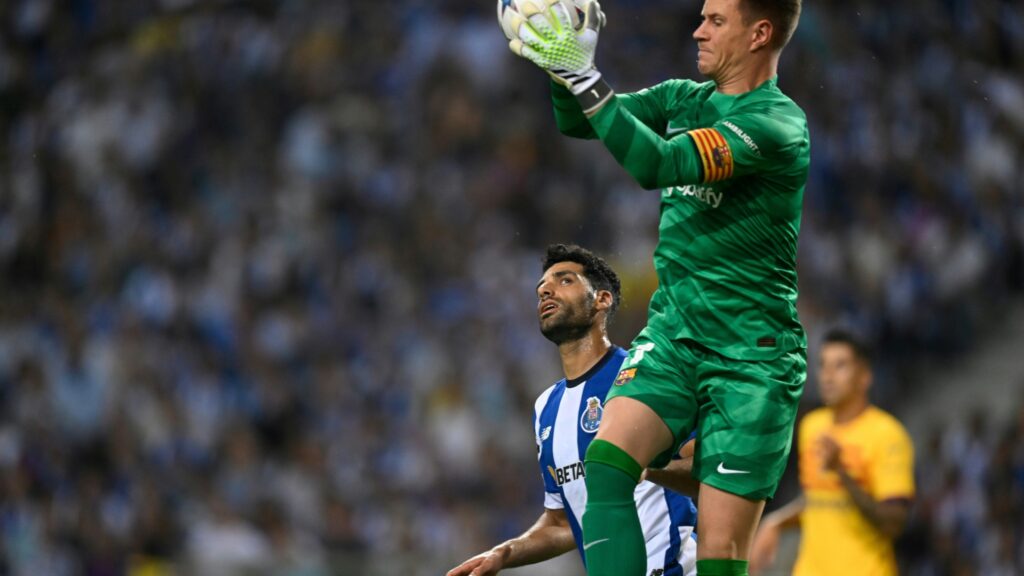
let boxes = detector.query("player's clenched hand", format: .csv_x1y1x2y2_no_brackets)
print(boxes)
507,0,604,95
446,547,508,576
816,435,842,472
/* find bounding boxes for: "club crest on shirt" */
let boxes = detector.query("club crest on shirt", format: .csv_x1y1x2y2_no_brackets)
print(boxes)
712,144,732,168
614,368,637,387
580,396,604,433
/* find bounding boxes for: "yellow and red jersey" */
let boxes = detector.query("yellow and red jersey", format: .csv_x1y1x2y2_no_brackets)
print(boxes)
794,406,915,576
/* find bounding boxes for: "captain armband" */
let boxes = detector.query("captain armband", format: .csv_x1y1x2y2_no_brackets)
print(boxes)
688,128,734,183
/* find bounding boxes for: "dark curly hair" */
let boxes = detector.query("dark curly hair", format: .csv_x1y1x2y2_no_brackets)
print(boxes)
542,244,622,321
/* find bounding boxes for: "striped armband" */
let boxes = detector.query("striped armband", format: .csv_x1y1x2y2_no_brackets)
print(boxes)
688,128,734,183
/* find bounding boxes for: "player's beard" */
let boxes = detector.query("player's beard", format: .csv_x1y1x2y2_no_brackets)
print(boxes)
539,296,597,345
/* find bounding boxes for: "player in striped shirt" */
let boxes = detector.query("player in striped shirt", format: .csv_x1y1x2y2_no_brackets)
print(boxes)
447,244,698,576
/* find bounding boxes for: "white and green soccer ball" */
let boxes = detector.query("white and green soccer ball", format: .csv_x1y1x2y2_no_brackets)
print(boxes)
496,0,589,41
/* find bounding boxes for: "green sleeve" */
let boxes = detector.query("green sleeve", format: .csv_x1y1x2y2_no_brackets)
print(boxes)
551,81,678,140
586,95,704,189
587,100,807,189
551,82,597,138
711,112,809,178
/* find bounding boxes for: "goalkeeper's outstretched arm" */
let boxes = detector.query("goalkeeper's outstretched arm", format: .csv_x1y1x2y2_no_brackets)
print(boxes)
551,81,672,141
505,0,724,187
506,0,670,142
585,95,710,189
552,81,597,138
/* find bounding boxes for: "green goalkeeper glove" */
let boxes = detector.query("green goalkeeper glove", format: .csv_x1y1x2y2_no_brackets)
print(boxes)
507,0,612,111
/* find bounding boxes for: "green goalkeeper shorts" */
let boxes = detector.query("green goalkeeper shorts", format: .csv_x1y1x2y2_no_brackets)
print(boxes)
605,326,806,500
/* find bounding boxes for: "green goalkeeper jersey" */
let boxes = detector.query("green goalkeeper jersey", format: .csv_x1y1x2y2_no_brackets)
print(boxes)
552,77,809,361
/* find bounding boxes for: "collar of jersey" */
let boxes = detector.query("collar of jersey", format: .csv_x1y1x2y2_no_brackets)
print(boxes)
709,75,779,111
565,346,622,388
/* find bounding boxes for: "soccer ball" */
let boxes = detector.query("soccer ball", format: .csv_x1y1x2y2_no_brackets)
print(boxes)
496,0,586,42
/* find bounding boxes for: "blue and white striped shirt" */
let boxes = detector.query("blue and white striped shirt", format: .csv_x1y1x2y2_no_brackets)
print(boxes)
534,346,697,576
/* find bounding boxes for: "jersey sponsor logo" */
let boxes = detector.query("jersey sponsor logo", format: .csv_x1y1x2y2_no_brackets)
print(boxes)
688,128,734,182
720,120,761,157
548,461,586,486
614,367,637,386
580,396,604,433
665,185,723,208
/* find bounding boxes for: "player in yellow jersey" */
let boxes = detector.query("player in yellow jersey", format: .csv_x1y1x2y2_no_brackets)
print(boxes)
749,329,915,576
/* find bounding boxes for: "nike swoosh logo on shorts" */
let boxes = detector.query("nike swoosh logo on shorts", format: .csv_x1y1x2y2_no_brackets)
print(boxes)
583,538,611,550
717,462,750,475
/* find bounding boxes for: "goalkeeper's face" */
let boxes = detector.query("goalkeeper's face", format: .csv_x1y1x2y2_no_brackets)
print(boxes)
692,0,757,80
536,262,602,345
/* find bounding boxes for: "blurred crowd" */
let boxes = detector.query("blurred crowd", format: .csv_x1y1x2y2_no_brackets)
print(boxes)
0,0,1021,574
902,402,1024,576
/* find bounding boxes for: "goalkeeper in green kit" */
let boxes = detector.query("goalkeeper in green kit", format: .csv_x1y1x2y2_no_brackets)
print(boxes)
499,0,809,575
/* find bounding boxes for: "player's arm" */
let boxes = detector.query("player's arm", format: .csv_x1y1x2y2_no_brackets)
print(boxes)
643,459,699,498
551,81,674,140
552,66,775,192
452,387,577,576
584,95,749,190
507,2,687,146
820,435,912,538
642,439,699,498
758,494,805,532
834,466,910,538
749,495,805,575
446,508,575,576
